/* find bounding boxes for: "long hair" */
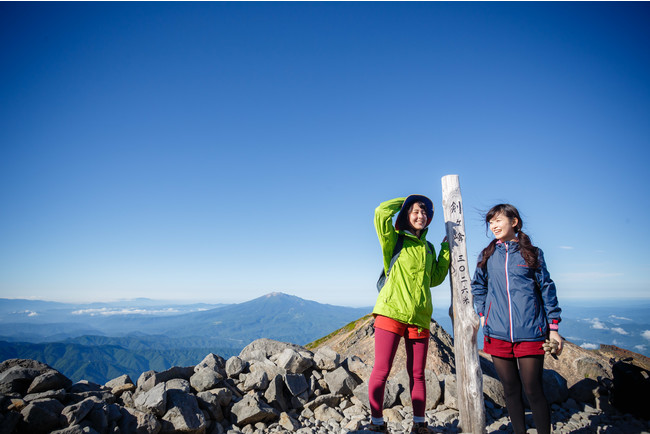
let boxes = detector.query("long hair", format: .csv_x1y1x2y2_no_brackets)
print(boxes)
477,204,539,269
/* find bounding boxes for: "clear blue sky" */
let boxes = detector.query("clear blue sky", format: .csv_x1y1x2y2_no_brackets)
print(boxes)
1,2,649,306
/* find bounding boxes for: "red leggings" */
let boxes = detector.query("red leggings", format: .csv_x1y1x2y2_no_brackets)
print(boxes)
368,327,429,418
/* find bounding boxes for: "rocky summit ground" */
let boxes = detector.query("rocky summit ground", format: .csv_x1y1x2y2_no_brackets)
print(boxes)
1,315,649,433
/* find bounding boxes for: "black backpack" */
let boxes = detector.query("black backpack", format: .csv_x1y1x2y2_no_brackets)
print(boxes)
377,234,434,292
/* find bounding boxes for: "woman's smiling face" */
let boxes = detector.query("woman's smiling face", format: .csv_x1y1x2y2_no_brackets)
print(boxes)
489,212,518,242
408,202,428,233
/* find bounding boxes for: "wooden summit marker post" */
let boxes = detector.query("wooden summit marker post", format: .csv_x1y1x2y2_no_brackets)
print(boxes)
441,174,486,433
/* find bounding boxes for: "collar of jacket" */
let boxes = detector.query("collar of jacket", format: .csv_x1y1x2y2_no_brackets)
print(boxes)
399,228,429,241
496,239,520,252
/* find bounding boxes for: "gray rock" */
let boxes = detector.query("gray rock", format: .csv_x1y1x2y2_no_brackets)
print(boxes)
134,382,167,417
249,359,285,380
342,356,372,382
24,387,66,402
167,378,192,393
264,375,290,412
569,378,599,406
239,339,307,362
161,389,207,434
443,374,458,409
394,369,442,410
105,374,133,389
542,369,569,404
226,357,246,378
137,366,195,394
230,394,279,427
208,387,233,407
0,366,42,395
278,411,301,430
85,402,109,434
324,366,359,396
61,397,95,426
197,391,225,421
242,369,268,392
314,347,341,371
313,403,343,422
120,406,162,434
303,393,343,411
191,370,224,392
483,374,506,408
284,373,309,396
274,348,314,374
27,369,71,394
0,411,21,434
196,353,227,373
20,398,64,434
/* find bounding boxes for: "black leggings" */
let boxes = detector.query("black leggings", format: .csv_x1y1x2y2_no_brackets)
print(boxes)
492,355,550,434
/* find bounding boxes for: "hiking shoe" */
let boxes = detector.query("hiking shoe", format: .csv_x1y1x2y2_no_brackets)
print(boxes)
367,422,388,432
410,422,430,433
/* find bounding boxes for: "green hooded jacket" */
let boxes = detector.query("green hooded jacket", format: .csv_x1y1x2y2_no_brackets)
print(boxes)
372,197,450,331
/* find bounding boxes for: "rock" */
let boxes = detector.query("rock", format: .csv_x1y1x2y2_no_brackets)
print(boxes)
160,389,207,434
85,402,109,433
342,355,372,382
611,359,650,419
226,357,246,378
249,359,284,380
284,373,308,396
0,366,42,395
314,347,341,371
26,369,71,394
239,339,306,362
313,403,343,422
264,375,290,412
394,369,442,410
0,411,21,434
208,386,233,407
241,369,268,392
137,367,195,394
20,398,64,433
542,369,569,404
68,380,105,394
61,397,95,426
569,378,599,406
324,366,359,396
167,378,192,393
134,382,167,417
105,374,133,389
195,354,227,376
112,383,136,397
24,387,66,402
303,393,343,411
120,406,162,434
482,374,506,408
443,374,458,410
230,394,279,427
191,370,224,392
197,391,225,421
278,411,301,430
274,348,313,374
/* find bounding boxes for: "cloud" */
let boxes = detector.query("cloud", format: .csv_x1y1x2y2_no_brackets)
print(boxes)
71,308,180,316
559,246,574,250
611,327,628,335
590,318,607,330
634,345,646,352
581,343,599,350
609,315,632,321
12,310,39,317
642,330,650,340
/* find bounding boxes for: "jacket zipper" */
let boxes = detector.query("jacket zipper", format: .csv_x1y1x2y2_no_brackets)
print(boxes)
505,243,514,342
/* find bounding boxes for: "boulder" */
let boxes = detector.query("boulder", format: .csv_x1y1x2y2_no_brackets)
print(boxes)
160,389,207,434
482,374,506,408
61,397,95,426
394,369,442,410
303,393,343,411
24,387,66,402
324,366,359,396
190,370,223,393
225,356,246,378
314,347,341,371
134,382,167,417
274,348,314,374
230,394,279,427
194,353,227,376
167,378,192,393
120,406,162,434
443,374,458,410
105,374,133,389
241,369,268,392
278,411,301,430
239,339,306,362
0,366,42,395
137,367,195,394
20,398,64,433
284,373,308,397
313,403,344,422
264,375,290,412
196,391,224,421
26,369,71,394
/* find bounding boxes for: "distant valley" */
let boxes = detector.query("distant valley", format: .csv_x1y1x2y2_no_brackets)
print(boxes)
1,293,649,384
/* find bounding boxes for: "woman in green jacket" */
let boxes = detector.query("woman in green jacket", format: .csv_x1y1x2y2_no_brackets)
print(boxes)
368,195,450,433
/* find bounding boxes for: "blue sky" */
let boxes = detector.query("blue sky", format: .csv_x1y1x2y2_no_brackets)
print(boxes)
1,2,649,306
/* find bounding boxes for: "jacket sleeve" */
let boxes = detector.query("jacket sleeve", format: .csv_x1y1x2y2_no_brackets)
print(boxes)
471,256,488,317
429,242,450,287
535,248,562,324
374,197,405,273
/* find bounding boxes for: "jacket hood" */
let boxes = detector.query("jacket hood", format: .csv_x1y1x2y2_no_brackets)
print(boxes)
395,194,434,231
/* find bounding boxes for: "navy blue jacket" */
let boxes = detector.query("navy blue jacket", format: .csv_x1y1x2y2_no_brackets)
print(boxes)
471,241,561,342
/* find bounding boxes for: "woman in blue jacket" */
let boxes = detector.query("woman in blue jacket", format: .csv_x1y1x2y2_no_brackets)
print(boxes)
471,204,562,434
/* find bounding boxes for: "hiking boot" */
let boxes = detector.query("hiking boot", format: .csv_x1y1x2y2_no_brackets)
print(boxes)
410,421,430,433
367,422,388,432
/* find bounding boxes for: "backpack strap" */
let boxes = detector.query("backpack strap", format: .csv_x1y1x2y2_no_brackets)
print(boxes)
377,233,405,292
